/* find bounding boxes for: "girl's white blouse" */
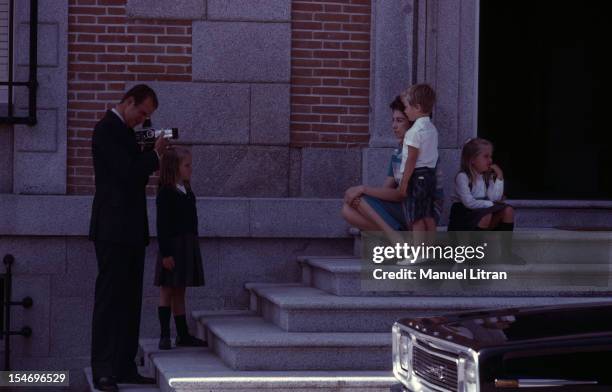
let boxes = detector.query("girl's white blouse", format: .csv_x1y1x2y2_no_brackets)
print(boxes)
451,172,504,209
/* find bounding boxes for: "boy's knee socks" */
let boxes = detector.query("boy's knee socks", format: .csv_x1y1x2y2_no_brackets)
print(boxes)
158,306,171,338
495,222,514,231
497,222,515,256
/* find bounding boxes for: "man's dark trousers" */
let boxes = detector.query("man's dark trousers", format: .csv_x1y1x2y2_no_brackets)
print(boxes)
91,241,145,379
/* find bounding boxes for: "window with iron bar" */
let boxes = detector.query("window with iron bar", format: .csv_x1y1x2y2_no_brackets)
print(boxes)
0,0,38,125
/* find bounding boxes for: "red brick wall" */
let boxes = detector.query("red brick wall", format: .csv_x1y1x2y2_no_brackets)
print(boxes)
66,0,372,195
290,0,371,148
67,0,191,195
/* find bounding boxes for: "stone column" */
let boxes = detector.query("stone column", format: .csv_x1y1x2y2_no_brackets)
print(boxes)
366,0,479,222
423,0,479,223
369,0,414,149
364,0,415,187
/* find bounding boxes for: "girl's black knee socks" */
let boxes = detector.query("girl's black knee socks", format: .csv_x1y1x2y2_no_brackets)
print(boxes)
158,306,171,338
174,314,189,338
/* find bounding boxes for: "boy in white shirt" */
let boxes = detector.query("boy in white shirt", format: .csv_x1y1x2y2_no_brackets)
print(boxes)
398,84,439,233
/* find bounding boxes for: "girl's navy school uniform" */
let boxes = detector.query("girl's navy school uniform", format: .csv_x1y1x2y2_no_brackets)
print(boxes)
154,183,205,287
448,172,507,231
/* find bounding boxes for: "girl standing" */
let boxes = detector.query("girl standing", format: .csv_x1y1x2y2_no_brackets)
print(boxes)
155,147,206,349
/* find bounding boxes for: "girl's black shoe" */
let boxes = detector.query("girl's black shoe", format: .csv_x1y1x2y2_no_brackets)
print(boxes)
158,337,171,350
175,334,207,347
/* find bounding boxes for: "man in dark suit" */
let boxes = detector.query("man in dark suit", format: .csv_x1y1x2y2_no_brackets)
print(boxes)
89,84,169,391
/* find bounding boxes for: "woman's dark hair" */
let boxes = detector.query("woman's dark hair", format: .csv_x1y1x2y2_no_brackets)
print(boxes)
121,84,159,108
389,95,406,113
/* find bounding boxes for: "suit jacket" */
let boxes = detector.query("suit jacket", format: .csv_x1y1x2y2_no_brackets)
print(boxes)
89,110,159,245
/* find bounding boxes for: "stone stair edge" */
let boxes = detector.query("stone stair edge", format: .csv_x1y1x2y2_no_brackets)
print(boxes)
149,350,396,389
298,257,364,274
204,316,391,348
192,309,256,320
247,284,610,310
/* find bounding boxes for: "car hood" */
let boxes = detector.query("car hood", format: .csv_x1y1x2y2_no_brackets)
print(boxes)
397,301,612,350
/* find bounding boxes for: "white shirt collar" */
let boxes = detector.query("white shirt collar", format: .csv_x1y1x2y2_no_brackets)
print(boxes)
111,108,125,124
176,184,187,194
413,116,431,126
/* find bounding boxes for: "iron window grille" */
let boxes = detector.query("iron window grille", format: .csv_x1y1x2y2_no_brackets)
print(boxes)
0,0,37,125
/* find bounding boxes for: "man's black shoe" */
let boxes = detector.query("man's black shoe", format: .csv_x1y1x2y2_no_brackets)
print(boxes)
159,336,171,350
115,373,156,384
93,376,118,392
176,334,207,347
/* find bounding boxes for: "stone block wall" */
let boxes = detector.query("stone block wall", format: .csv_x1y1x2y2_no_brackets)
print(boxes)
62,0,371,198
67,0,193,194
0,234,352,389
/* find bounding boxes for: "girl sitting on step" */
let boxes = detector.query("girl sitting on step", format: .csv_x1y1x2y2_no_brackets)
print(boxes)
155,147,207,350
448,138,523,263
448,138,514,231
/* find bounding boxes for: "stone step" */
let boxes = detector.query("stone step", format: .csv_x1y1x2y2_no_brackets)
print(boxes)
299,256,364,296
84,367,160,392
139,338,211,381
299,253,612,296
201,316,391,371
509,200,612,228
299,256,404,296
192,309,257,343
140,341,395,392
246,282,607,332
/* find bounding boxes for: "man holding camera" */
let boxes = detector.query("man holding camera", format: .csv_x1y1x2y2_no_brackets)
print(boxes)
89,84,169,391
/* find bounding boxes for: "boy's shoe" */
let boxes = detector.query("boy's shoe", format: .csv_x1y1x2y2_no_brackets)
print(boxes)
175,334,207,347
158,337,171,350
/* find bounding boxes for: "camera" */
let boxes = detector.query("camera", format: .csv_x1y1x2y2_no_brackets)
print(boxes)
135,127,179,144
135,119,179,145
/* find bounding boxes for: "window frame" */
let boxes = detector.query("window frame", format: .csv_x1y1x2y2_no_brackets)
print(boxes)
0,0,38,125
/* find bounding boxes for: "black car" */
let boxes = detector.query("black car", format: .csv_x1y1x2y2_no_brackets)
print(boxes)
391,302,612,392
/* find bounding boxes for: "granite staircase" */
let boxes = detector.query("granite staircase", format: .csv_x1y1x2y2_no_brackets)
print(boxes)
85,242,608,392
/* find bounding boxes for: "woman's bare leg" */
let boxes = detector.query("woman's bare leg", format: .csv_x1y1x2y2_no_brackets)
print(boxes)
357,199,404,244
341,202,379,231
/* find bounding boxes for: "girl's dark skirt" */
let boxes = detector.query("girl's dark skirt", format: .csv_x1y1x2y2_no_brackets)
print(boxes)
154,232,205,287
447,202,508,231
